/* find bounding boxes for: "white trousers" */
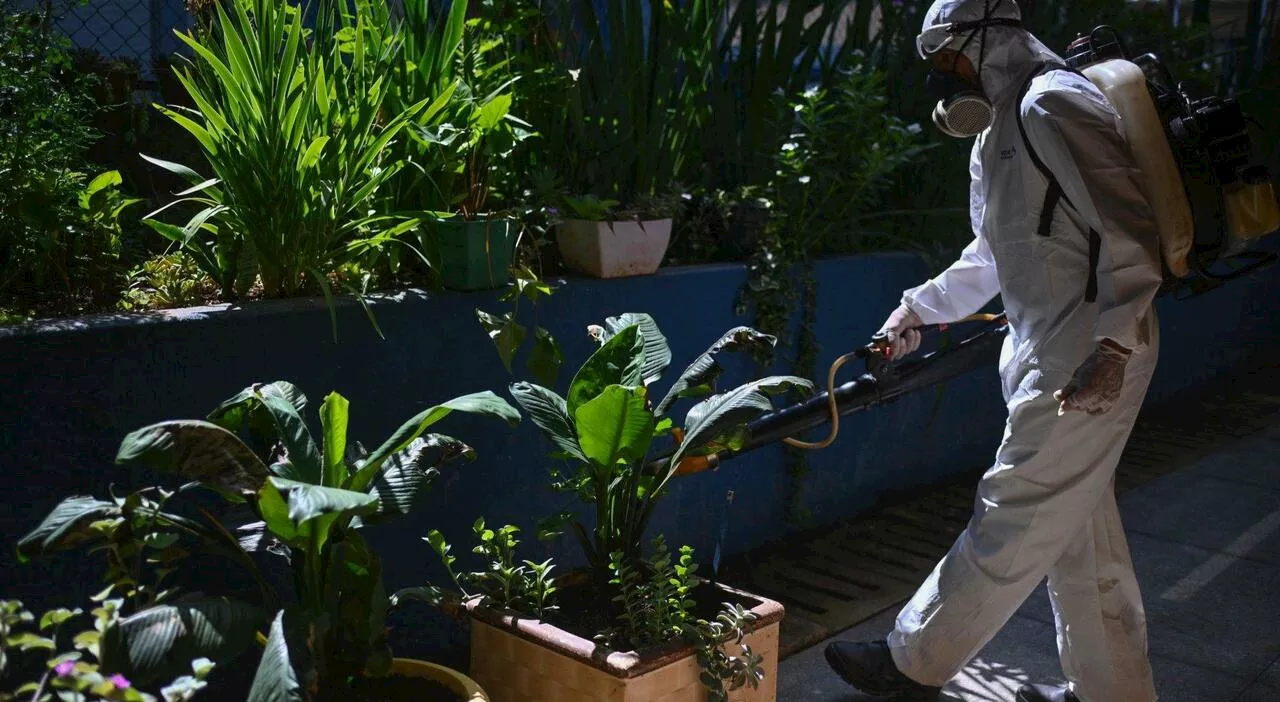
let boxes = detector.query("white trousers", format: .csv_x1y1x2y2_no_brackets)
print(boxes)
887,332,1160,702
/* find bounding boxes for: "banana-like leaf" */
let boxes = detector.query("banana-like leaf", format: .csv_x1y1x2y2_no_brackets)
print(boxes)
258,478,378,551
114,420,269,500
252,386,323,486
16,497,119,562
367,434,474,520
655,327,778,416
247,610,307,702
508,382,585,462
319,392,349,489
665,376,815,480
100,597,262,686
349,392,519,493
568,325,645,412
573,385,655,468
600,313,671,386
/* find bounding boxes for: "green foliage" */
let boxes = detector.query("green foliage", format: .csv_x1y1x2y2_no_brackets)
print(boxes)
117,252,214,312
600,537,764,702
490,0,711,219
142,0,433,337
14,485,266,693
475,265,563,387
113,381,520,699
395,518,558,620
0,6,142,316
502,313,812,576
0,598,217,702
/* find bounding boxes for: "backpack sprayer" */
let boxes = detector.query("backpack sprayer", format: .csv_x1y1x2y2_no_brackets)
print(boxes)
650,26,1280,478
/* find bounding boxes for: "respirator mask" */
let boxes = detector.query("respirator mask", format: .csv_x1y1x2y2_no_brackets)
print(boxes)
917,14,1023,138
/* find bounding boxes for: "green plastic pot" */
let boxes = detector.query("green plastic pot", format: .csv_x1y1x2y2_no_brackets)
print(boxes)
432,216,516,291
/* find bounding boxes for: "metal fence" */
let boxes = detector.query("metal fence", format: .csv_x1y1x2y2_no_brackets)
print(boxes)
14,0,196,84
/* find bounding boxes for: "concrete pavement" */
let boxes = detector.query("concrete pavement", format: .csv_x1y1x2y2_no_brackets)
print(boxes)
777,416,1280,701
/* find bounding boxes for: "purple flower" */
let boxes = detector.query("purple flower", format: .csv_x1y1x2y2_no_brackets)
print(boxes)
109,674,131,689
54,661,75,677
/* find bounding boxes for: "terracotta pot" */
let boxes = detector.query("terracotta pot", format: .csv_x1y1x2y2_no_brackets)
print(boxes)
389,658,490,701
464,580,782,702
555,219,672,278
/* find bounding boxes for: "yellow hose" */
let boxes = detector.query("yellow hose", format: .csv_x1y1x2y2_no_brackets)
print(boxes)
667,313,1005,475
781,312,1005,451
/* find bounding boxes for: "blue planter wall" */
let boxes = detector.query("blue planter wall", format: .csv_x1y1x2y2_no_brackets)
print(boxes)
2,251,1278,668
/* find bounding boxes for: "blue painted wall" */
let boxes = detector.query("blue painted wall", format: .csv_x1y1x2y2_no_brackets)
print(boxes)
2,251,1278,673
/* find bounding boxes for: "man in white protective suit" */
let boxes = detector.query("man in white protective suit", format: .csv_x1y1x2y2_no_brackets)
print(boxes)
822,1,1165,701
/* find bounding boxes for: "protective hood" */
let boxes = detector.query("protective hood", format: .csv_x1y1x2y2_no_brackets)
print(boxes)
920,0,1064,108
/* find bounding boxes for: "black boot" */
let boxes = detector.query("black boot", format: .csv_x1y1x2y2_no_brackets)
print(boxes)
1015,683,1080,702
823,640,942,700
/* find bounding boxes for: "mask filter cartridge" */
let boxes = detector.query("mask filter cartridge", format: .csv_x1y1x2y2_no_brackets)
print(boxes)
927,69,994,138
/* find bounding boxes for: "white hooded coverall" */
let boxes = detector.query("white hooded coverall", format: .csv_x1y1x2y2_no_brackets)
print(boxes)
886,2,1165,701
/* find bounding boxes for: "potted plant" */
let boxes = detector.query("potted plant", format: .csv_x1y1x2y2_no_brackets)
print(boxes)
555,193,681,279
526,0,703,279
109,380,522,700
422,79,532,291
404,313,812,702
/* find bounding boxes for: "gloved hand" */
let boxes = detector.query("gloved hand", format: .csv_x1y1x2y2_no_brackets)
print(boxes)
877,304,924,360
1055,340,1132,416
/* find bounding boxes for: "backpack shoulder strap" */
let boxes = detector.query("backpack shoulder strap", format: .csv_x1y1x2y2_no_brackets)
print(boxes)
1014,63,1101,304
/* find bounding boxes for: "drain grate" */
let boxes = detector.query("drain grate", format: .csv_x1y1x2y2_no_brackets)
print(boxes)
716,363,1280,659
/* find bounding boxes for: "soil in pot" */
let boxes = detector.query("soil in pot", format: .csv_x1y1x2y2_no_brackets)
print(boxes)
345,673,462,702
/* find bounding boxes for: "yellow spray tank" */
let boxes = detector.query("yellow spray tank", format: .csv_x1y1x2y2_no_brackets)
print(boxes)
1065,30,1196,277
1065,26,1279,282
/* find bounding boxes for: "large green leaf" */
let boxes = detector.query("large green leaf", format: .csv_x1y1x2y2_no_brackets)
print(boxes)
568,325,645,412
573,385,655,467
253,386,323,486
247,610,307,702
655,327,778,415
114,421,268,500
16,497,119,562
508,382,584,461
209,382,309,431
367,435,473,520
100,597,262,686
349,392,519,493
601,313,671,386
258,478,378,550
319,392,349,489
666,376,815,473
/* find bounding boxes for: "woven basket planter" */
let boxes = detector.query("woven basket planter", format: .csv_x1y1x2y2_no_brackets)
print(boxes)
464,581,783,702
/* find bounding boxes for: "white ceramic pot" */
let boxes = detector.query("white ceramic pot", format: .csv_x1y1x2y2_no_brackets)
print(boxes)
556,218,672,278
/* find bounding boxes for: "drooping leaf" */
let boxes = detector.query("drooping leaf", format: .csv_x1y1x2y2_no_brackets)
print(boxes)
252,386,323,486
114,421,268,500
319,392,349,489
476,309,526,373
246,610,307,702
209,382,309,431
349,392,519,493
16,497,119,562
257,478,378,550
527,327,563,387
601,313,671,386
573,386,655,467
567,325,645,412
666,376,815,476
367,435,474,520
508,383,584,461
655,327,778,415
100,597,262,686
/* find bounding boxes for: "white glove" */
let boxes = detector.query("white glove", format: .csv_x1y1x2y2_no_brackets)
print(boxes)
1055,340,1132,416
877,305,924,360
